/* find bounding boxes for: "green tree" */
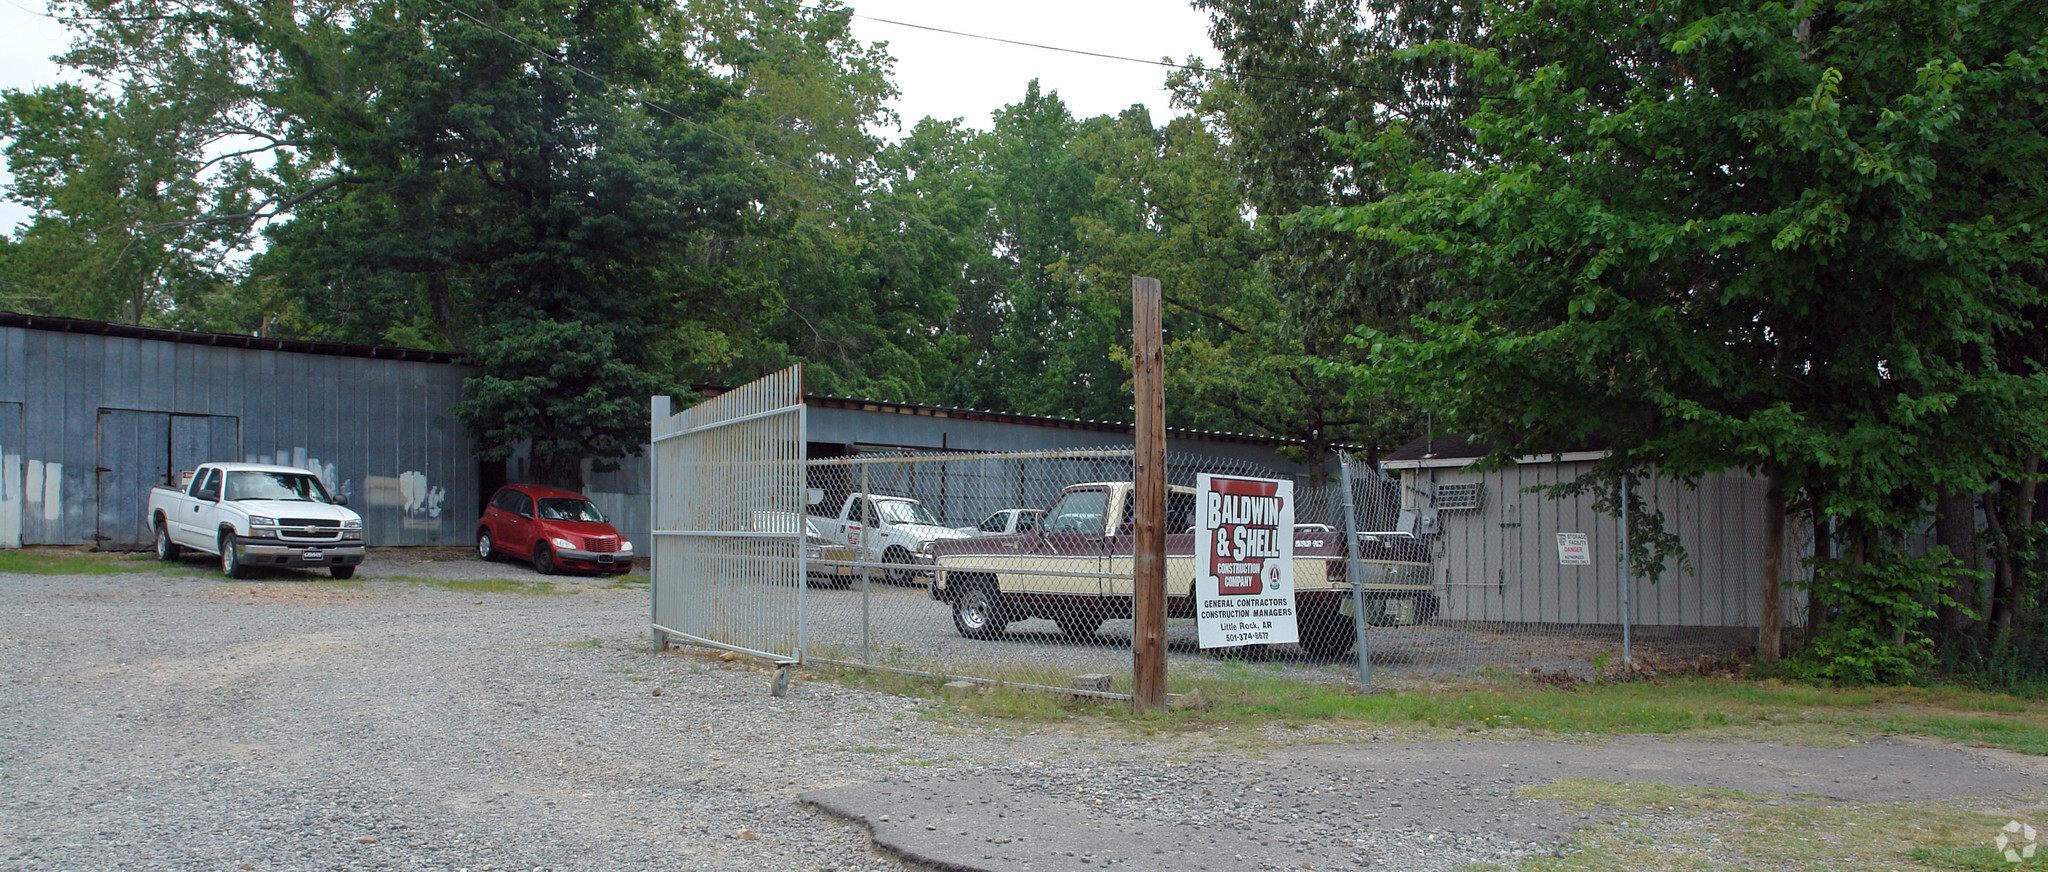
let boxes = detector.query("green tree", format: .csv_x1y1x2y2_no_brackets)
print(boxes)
250,0,768,485
0,71,245,325
1168,0,1490,463
1315,0,2048,682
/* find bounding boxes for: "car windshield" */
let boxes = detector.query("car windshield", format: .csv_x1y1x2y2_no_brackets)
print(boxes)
226,471,333,503
537,497,605,522
875,499,938,526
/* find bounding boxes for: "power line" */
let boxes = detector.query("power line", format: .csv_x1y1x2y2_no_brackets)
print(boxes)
761,0,1376,97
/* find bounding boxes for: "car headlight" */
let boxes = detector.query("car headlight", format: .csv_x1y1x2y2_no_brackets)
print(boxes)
248,515,276,527
342,518,363,532
551,537,575,550
620,539,633,552
917,539,935,555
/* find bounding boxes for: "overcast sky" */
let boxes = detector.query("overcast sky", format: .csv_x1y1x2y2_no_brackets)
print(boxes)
0,0,1220,235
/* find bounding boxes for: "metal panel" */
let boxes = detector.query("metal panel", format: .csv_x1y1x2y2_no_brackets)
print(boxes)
650,366,807,664
0,402,21,548
95,409,172,549
171,415,241,483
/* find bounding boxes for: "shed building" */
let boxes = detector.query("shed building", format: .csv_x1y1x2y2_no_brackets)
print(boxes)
1,313,477,550
1380,433,1797,631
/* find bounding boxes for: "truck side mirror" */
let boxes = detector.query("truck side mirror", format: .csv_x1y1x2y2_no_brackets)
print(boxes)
333,493,349,507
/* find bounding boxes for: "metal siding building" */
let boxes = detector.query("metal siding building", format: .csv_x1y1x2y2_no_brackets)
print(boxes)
0,314,477,550
1382,434,1796,630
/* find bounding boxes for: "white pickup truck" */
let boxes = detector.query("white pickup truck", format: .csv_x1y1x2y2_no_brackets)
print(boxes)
147,462,366,579
809,492,972,583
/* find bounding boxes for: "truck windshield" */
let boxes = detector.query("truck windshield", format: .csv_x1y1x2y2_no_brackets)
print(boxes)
875,499,939,526
226,471,333,503
1046,490,1108,534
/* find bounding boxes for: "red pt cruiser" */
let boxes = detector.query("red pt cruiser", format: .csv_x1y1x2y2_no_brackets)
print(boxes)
476,484,636,575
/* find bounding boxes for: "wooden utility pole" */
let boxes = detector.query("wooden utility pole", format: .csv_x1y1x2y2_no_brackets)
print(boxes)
1132,276,1167,713
1758,475,1785,664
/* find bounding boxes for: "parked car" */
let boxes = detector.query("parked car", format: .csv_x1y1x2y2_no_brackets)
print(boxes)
960,508,1042,538
753,510,862,587
476,484,635,575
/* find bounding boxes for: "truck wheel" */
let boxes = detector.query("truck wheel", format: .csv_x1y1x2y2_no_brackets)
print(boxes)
329,566,356,580
1056,616,1103,639
219,534,248,579
532,543,556,576
476,529,496,561
883,545,916,585
1298,614,1357,657
952,578,1007,640
154,522,180,561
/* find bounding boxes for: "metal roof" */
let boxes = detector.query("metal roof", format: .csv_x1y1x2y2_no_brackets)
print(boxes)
1,311,464,363
1381,432,1612,469
780,391,1321,449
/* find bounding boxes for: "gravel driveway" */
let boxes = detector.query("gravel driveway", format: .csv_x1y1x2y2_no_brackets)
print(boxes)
4,550,2042,872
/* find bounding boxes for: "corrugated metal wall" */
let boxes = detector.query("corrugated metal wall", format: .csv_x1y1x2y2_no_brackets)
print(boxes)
1412,460,1793,629
0,324,477,549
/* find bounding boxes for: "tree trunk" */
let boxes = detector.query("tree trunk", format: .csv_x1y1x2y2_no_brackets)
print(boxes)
1934,489,1978,643
1990,455,2040,633
1758,475,1786,663
1807,502,1829,639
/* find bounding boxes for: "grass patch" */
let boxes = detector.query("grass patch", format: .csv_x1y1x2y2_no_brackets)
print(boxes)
380,575,574,596
792,652,2048,755
0,549,161,575
1503,792,2042,872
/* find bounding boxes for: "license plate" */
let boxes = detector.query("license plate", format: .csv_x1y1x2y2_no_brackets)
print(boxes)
303,549,325,561
597,554,614,564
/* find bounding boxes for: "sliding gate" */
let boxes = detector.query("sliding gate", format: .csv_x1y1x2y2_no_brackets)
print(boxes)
649,366,808,669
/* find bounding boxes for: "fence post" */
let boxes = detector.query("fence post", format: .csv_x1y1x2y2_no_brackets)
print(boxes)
650,395,671,653
1619,475,1633,667
1131,276,1167,714
860,461,873,662
1339,454,1372,686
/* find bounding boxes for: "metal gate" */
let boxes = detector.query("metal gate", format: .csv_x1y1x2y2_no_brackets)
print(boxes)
648,366,808,667
94,410,240,549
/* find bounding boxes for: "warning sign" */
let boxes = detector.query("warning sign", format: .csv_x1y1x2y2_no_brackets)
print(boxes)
1557,532,1591,565
1195,474,1297,649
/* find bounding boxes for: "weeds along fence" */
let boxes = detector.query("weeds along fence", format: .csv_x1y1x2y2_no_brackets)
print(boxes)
652,423,1780,695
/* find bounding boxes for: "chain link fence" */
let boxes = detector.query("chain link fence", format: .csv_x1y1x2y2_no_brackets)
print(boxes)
786,448,1772,693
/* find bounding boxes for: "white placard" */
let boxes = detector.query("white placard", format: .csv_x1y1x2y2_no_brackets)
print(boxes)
1195,474,1297,648
1557,532,1591,565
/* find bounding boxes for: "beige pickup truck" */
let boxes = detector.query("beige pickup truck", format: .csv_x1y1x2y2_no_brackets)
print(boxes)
928,480,1437,656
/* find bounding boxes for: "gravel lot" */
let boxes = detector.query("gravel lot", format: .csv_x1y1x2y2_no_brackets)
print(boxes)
3,550,2042,872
